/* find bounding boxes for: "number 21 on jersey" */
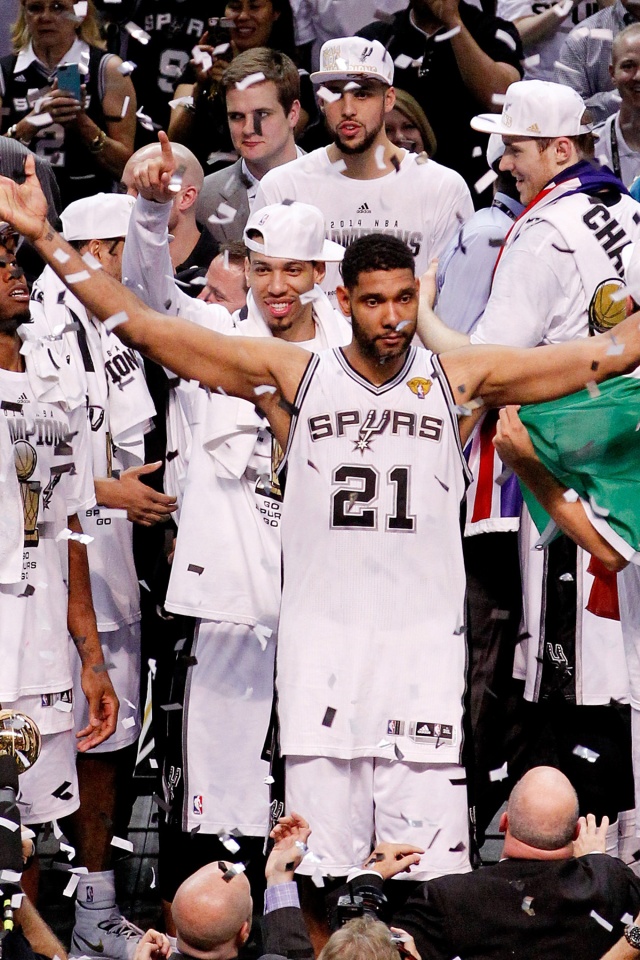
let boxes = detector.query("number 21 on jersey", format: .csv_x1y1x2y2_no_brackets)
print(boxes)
331,464,415,531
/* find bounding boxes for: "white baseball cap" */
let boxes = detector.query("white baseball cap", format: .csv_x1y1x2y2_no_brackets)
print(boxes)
61,193,135,241
244,202,345,262
311,37,394,87
471,80,591,138
486,133,505,169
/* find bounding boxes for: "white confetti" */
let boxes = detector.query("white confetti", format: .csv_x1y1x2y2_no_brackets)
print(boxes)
55,528,93,545
168,96,194,109
53,248,70,264
562,488,579,502
394,53,414,69
523,54,540,68
489,761,508,782
121,716,136,729
110,836,134,852
0,870,21,883
60,841,75,860
522,896,535,916
118,61,136,76
63,873,80,897
235,71,266,91
11,893,24,909
81,252,101,271
254,385,276,396
554,60,580,75
213,43,231,55
0,818,19,832
219,833,240,854
149,758,158,769
316,86,342,103
474,169,498,194
573,744,599,763
124,21,150,43
66,270,91,284
73,1,87,16
588,27,613,40
150,867,156,889
435,25,461,41
263,775,275,784
120,95,130,119
104,310,129,332
495,28,517,49
491,93,506,106
254,623,272,650
622,913,634,924
29,112,54,127
375,144,386,170
472,146,482,157
54,699,73,713
299,288,322,305
590,910,613,932
585,380,600,399
208,202,237,225
311,867,325,888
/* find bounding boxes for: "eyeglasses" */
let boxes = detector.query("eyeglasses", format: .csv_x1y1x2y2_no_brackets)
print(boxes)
24,1,73,17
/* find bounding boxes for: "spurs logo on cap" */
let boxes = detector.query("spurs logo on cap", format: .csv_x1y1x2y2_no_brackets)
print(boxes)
359,46,374,63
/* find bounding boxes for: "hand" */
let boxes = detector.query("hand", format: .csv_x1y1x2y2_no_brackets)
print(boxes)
77,665,119,751
266,812,312,885
390,928,421,960
100,461,178,526
133,930,172,960
21,829,35,863
419,258,438,312
131,131,179,204
493,406,536,472
38,82,83,126
0,153,48,242
422,0,461,28
362,842,424,880
573,813,609,856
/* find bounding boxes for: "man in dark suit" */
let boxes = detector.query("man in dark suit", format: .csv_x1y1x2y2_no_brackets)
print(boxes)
196,48,303,245
348,767,640,960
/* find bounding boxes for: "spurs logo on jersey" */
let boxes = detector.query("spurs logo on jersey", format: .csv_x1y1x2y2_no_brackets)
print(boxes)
354,410,390,453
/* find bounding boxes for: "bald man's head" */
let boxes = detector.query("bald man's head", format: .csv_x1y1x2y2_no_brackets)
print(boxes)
122,141,204,194
172,861,253,960
506,767,579,851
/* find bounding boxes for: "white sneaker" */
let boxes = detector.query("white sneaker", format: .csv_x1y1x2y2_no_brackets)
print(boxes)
71,906,143,960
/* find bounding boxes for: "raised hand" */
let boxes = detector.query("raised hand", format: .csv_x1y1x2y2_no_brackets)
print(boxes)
266,812,312,884
0,154,48,242
493,405,536,473
131,131,178,204
362,842,424,879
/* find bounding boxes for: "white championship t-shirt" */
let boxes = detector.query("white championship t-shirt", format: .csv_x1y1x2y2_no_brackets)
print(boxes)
254,148,473,304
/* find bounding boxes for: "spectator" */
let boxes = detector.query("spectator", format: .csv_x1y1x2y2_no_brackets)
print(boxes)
196,241,248,310
594,23,640,187
384,87,436,156
554,0,640,124
166,0,317,170
196,48,304,244
0,0,137,205
357,0,523,205
497,0,597,82
122,140,216,279
254,37,474,304
318,918,419,960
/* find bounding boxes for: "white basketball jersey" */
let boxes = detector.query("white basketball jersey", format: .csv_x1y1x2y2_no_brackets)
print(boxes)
277,346,471,764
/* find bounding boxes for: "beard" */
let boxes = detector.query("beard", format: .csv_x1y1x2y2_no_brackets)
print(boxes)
351,314,413,364
0,310,30,336
333,123,382,155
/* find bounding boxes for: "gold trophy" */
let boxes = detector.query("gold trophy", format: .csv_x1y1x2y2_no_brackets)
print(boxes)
0,711,41,774
13,441,40,549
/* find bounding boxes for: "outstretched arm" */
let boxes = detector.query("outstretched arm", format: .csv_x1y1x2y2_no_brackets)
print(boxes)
493,406,628,572
0,158,308,445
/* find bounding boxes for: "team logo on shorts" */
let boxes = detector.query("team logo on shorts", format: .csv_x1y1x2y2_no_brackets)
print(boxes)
406,377,432,399
193,795,203,816
588,278,627,335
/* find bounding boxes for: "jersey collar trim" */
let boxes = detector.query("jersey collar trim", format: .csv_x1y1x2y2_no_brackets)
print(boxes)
334,345,417,395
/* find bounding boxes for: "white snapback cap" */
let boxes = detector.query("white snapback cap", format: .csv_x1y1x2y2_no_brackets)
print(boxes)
244,202,345,262
471,80,591,138
61,193,136,242
311,37,394,87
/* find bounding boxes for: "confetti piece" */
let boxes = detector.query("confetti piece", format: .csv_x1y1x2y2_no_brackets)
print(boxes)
559,572,574,582
495,28,517,49
311,867,325,887
435,25,461,40
150,867,156,889
149,758,158,769
622,913,634,924
254,623,272,650
374,144,386,170
489,761,508,782
110,836,134,852
299,289,322,305
235,72,266,91
222,863,246,881
322,707,337,727
66,270,91,284
160,703,182,712
254,384,276,396
120,95,130,119
0,818,19,832
60,841,75,860
394,53,414,69
472,146,482,157
590,910,613,932
53,249,70,264
121,716,136,729
218,832,241,854
554,60,580,75
573,744,599,762
562,488,579,503
491,93,506,106
208,202,237,225
474,169,498,194
124,21,150,43
55,528,93,545
606,341,625,355
331,159,347,173
187,563,204,575
522,896,535,916
11,894,24,909
553,0,573,14
522,54,540,68
588,27,613,39
28,112,54,127
263,775,275,784
63,873,80,897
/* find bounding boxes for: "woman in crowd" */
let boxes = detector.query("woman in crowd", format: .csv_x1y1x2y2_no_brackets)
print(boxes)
385,88,437,157
0,0,136,204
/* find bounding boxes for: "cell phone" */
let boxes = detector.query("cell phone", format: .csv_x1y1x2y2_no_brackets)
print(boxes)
57,62,83,100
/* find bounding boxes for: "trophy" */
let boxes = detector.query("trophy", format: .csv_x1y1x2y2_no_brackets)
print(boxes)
0,711,41,774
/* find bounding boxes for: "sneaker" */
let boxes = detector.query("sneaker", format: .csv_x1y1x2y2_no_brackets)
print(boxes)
71,908,143,960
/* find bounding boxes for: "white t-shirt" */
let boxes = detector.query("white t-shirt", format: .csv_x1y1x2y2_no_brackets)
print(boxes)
254,148,474,304
496,0,598,80
0,368,94,705
594,113,640,189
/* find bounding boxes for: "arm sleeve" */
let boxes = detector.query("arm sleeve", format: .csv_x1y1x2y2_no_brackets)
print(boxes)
554,32,620,120
436,224,503,334
261,907,314,960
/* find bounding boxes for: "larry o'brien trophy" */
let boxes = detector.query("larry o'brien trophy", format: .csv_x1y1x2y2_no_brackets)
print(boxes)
0,711,41,956
0,711,41,774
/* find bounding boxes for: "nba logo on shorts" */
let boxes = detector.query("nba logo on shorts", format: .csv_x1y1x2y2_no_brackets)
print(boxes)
193,795,203,816
86,886,94,903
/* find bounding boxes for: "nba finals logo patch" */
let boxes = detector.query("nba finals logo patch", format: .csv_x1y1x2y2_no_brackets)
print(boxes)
588,278,626,335
407,377,432,399
193,795,203,816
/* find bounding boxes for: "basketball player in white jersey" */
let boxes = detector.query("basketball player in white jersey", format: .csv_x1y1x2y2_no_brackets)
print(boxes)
0,228,117,900
5,162,640,886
